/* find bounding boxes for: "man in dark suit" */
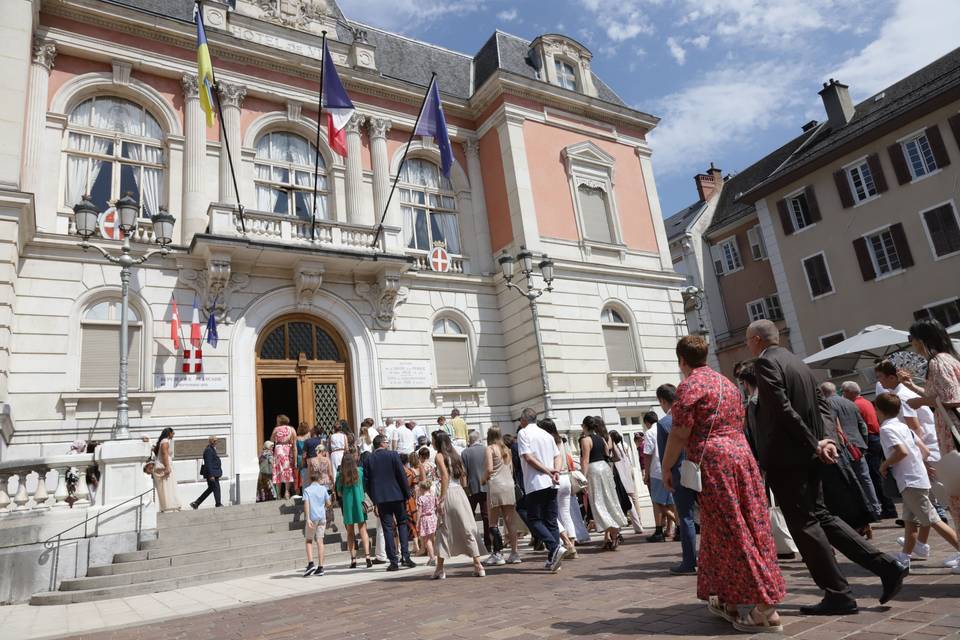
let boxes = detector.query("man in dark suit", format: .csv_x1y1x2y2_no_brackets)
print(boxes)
191,436,223,509
362,435,416,571
747,319,907,615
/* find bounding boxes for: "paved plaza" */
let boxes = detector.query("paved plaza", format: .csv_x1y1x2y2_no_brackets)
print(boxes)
4,521,957,640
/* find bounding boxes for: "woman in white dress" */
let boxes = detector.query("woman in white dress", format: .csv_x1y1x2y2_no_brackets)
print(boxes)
431,431,485,579
151,428,181,512
538,419,580,558
610,430,646,534
580,416,627,550
328,421,348,479
481,426,521,566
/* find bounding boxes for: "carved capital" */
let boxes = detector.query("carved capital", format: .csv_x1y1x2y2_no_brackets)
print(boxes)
355,270,408,330
465,138,480,160
367,116,391,141
32,38,56,71
294,261,325,309
178,254,250,323
217,81,247,109
181,73,200,100
344,112,366,135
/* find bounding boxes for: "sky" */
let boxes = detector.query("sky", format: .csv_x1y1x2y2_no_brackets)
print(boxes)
337,0,960,219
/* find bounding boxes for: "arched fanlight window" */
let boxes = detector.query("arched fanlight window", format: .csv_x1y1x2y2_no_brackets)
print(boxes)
254,132,328,220
601,306,640,372
80,299,143,390
399,158,460,254
432,317,470,387
258,318,342,361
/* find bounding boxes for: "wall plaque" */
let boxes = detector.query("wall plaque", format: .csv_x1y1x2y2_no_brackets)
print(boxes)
174,437,228,460
380,361,433,388
154,373,229,391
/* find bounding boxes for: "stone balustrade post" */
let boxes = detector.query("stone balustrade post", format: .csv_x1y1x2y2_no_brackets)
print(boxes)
217,81,246,205
52,465,69,508
33,470,50,510
13,471,29,510
73,469,90,507
0,473,10,513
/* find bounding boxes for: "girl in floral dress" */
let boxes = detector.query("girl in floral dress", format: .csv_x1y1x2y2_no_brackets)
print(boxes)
417,480,438,565
270,415,296,499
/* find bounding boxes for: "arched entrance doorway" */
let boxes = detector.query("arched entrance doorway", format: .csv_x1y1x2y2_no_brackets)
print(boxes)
255,314,353,447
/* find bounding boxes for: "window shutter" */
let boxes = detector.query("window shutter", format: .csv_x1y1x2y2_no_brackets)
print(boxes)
867,154,888,193
776,198,794,235
889,222,914,269
433,337,470,387
578,186,612,244
804,186,822,223
710,244,724,275
949,114,960,151
832,169,855,208
925,125,951,169
887,143,912,184
80,325,142,390
852,237,876,281
603,325,638,372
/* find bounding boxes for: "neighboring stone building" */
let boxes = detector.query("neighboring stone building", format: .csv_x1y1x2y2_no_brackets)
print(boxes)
0,0,682,506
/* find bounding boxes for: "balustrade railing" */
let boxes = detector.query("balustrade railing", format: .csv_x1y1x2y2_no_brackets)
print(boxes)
0,454,96,515
221,208,386,253
409,251,466,274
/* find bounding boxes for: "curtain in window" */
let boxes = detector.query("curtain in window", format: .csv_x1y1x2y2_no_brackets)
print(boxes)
287,135,311,166
123,145,163,216
603,325,639,372
65,136,112,208
432,213,461,254
69,100,93,127
433,336,470,386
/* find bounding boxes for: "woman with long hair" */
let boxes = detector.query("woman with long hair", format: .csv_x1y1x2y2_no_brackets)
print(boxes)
270,415,296,500
610,429,645,534
418,446,438,492
295,421,311,495
336,451,372,568
329,421,348,479
257,441,275,502
152,427,181,512
359,418,376,454
580,416,627,549
481,426,521,565
431,431,484,579
538,419,579,559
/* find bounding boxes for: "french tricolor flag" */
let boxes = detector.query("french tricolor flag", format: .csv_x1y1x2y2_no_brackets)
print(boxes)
190,297,202,349
321,39,355,157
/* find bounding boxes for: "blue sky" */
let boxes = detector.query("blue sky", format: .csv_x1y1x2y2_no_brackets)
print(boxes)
338,0,960,218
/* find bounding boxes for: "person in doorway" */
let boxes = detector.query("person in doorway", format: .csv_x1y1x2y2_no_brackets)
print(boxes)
302,467,332,577
336,451,373,569
362,435,416,571
658,382,698,574
842,381,897,519
461,430,492,553
295,421,310,495
482,426,521,565
432,431,485,579
270,415,296,500
191,436,223,509
257,441,276,502
450,409,469,449
152,428,181,512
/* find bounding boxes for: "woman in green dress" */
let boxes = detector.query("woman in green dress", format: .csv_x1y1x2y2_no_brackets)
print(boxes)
336,451,372,568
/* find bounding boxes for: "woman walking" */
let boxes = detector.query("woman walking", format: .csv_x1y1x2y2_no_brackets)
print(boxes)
295,422,310,495
270,415,296,499
152,428,181,512
538,420,579,559
329,422,348,479
257,441,276,502
580,416,627,550
402,453,421,554
418,446,439,493
482,426,521,565
336,451,373,568
662,335,785,633
610,430,645,534
431,431,484,579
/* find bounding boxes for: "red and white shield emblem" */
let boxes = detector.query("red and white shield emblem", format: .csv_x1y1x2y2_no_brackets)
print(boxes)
430,246,450,273
182,349,203,374
97,207,124,241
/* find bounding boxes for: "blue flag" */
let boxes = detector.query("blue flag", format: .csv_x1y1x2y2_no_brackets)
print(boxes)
414,77,453,178
205,308,218,349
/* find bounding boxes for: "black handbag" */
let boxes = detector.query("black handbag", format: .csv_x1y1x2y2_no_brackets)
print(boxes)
199,464,208,478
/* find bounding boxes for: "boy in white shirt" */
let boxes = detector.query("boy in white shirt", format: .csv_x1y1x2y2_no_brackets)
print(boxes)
302,468,332,576
876,393,960,571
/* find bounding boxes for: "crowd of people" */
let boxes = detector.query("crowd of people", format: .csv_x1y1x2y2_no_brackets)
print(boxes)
144,316,960,634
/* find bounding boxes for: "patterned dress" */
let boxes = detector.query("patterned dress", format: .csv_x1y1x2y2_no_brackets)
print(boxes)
272,425,295,485
926,353,960,519
673,365,786,606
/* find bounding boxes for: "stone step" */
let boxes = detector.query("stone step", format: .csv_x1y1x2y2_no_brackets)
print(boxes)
154,510,309,538
157,500,300,528
144,520,308,548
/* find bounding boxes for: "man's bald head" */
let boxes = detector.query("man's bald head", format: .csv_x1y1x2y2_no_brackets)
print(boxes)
746,319,780,357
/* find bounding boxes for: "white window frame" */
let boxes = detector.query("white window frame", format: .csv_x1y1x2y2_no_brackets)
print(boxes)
919,296,960,328
820,331,847,350
431,315,473,388
899,130,938,180
919,199,960,261
843,156,879,205
747,225,767,260
746,295,783,322
801,251,835,300
554,58,578,91
562,142,624,251
862,225,904,280
711,236,743,276
785,189,814,233
253,131,328,220
79,298,144,391
600,305,642,373
399,157,461,255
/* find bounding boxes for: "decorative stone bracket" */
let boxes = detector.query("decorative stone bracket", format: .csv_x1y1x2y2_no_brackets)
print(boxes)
294,261,325,309
178,253,250,323
355,270,408,330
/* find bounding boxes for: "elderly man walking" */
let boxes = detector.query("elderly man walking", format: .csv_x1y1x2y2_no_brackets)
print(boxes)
746,320,907,615
461,430,492,554
842,381,898,519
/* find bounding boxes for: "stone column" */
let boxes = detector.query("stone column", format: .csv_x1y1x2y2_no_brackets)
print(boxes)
22,39,55,202
217,81,246,205
181,74,207,243
464,139,494,273
344,113,366,226
368,116,393,226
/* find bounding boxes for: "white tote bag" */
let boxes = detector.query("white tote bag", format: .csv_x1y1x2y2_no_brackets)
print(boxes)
768,490,798,555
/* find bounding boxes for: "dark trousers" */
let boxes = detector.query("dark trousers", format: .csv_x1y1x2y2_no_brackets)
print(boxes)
514,493,540,545
377,500,410,567
194,477,222,507
768,463,898,603
866,434,897,515
468,491,492,549
671,468,698,569
525,487,560,555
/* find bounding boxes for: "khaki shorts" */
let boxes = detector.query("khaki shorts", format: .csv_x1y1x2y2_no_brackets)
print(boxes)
305,519,326,541
901,487,940,527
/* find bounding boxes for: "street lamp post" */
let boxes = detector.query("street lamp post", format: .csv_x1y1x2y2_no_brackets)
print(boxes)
72,193,176,440
498,247,555,416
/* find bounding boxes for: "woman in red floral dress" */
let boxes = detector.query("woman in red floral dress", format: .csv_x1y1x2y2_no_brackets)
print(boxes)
663,336,786,634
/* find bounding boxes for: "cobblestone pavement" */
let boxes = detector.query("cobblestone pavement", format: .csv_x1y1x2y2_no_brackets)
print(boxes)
54,521,960,640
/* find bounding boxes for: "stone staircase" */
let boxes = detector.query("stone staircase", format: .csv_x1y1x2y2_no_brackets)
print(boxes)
30,500,374,605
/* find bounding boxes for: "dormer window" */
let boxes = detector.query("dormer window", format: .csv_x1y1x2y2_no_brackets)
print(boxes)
555,60,577,91
529,34,598,98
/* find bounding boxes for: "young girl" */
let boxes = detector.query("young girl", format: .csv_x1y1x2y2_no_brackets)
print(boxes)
257,441,275,502
417,479,438,566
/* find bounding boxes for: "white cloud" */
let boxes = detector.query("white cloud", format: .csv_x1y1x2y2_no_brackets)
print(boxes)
577,0,654,42
666,37,686,65
497,8,518,22
830,0,960,100
689,34,710,49
337,0,486,32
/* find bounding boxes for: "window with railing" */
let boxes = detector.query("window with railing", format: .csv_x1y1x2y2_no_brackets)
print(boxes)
254,132,327,220
400,158,460,253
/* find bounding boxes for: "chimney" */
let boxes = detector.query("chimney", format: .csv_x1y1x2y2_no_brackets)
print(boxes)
819,79,855,129
695,162,723,202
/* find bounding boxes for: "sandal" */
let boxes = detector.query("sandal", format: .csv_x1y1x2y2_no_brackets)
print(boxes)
733,606,783,634
707,596,738,623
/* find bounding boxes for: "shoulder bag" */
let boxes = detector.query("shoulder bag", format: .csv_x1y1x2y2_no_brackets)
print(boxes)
679,377,725,492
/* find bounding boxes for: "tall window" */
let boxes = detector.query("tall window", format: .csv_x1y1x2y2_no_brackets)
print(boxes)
601,307,640,372
921,202,960,259
903,133,938,179
865,228,903,276
65,97,164,215
254,132,327,220
747,226,767,260
578,184,615,243
711,237,742,275
802,253,834,298
555,60,578,91
432,318,470,387
788,193,814,231
747,295,784,322
846,160,878,203
80,300,142,390
915,300,960,328
400,158,460,253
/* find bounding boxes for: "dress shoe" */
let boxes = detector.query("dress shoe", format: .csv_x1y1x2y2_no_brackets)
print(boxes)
880,563,909,604
371,558,387,565
799,599,859,616
386,564,400,572
646,532,666,543
777,552,796,560
669,564,696,575
402,558,417,569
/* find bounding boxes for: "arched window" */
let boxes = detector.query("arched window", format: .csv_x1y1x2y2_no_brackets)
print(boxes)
80,300,143,390
555,60,578,91
432,317,470,387
601,307,640,373
255,132,327,220
65,97,165,215
399,158,461,254
258,318,342,361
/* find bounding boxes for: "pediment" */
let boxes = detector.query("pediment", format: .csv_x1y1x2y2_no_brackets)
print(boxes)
561,141,615,167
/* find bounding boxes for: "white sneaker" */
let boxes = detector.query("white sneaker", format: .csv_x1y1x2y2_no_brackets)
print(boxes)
896,538,930,560
506,551,522,564
952,564,960,575
943,552,960,568
893,552,911,568
482,552,505,566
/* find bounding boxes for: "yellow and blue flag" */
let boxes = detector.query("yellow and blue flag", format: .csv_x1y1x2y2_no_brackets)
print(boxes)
195,9,215,128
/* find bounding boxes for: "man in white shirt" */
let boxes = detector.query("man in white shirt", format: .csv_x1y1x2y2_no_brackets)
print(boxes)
383,418,402,451
641,411,674,543
396,421,417,455
875,362,940,462
517,413,563,572
411,420,429,443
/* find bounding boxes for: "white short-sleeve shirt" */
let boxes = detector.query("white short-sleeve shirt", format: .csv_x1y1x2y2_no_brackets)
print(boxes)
396,428,417,454
881,383,940,462
879,417,931,491
517,425,560,494
642,425,662,480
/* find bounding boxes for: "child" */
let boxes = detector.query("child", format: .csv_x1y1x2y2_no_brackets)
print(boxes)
417,479,438,566
257,441,276,503
302,467,332,577
877,392,960,570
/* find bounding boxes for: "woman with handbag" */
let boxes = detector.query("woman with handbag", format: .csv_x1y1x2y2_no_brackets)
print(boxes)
151,428,181,513
336,451,373,568
580,416,628,551
662,336,785,634
481,426,521,565
610,430,646,535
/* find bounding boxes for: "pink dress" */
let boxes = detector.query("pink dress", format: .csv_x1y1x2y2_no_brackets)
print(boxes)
417,493,438,536
926,353,960,519
272,425,295,485
673,365,786,606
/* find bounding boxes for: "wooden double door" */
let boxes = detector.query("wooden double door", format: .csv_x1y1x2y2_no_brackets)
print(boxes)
255,315,352,450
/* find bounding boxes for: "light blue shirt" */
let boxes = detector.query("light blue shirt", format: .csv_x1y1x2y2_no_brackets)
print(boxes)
302,482,330,523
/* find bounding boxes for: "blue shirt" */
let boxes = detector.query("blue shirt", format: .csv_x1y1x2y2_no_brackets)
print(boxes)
302,482,330,523
656,413,685,471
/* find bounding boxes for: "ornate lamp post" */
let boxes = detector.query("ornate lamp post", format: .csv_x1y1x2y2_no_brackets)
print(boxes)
498,247,556,416
681,285,709,337
72,193,176,439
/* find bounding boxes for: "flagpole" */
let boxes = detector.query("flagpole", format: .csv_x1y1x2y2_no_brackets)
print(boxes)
370,72,436,249
312,31,328,243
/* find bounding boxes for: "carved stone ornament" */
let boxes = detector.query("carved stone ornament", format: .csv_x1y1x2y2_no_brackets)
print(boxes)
465,138,480,159
355,271,408,330
344,112,366,135
294,261,325,309
178,255,250,323
217,81,247,109
181,73,200,100
576,177,608,192
111,60,132,85
256,0,333,29
32,38,56,71
367,116,391,140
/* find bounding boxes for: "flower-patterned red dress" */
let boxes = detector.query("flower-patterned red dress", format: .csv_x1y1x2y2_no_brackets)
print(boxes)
673,365,786,606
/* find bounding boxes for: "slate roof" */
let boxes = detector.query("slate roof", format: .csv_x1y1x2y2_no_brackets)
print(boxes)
748,45,960,198
664,200,705,242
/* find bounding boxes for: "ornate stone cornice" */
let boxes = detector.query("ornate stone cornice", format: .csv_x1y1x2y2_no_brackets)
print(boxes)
344,112,366,135
367,116,391,140
178,254,250,323
180,73,200,100
217,81,247,109
32,38,57,71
